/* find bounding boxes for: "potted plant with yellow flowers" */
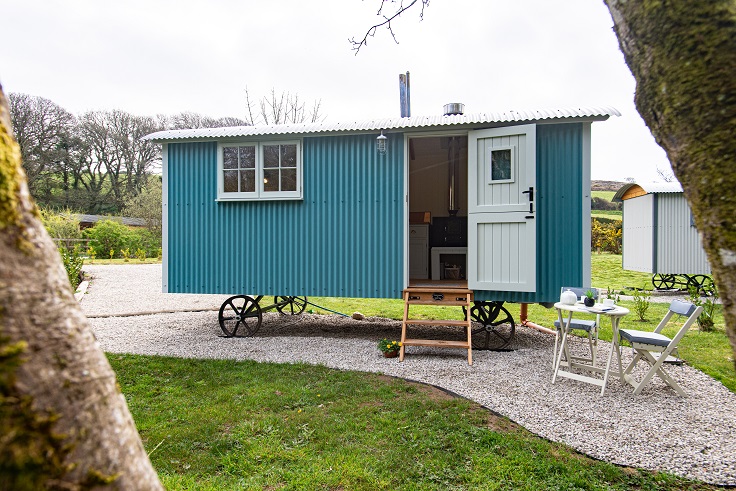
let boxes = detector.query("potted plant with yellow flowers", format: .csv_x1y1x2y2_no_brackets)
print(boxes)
377,339,401,358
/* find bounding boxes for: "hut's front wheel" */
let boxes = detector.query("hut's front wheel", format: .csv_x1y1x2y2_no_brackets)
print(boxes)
463,301,516,351
652,274,676,290
218,295,263,337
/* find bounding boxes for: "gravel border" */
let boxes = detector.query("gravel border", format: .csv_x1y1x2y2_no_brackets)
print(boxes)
83,264,736,486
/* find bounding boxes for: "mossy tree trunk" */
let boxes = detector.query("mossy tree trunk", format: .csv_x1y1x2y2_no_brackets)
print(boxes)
0,86,163,488
604,0,736,366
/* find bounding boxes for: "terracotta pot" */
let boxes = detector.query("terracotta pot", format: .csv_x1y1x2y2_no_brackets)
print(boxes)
383,350,399,358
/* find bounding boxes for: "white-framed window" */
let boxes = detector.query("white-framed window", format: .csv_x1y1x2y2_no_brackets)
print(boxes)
217,140,302,200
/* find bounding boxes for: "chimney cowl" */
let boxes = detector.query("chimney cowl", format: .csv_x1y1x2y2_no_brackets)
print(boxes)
443,103,464,116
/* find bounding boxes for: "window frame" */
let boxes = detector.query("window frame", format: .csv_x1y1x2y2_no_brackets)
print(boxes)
217,139,303,201
487,145,516,184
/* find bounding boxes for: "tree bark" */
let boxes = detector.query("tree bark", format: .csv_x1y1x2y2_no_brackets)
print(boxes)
0,86,163,488
604,0,736,365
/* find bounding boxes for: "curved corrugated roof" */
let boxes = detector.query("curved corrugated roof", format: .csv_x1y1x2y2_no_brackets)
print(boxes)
613,181,682,201
143,105,621,142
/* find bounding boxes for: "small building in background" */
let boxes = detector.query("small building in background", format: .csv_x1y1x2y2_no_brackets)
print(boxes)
613,182,711,275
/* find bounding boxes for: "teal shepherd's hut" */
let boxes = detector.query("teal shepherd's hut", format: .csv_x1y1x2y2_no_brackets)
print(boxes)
144,105,619,354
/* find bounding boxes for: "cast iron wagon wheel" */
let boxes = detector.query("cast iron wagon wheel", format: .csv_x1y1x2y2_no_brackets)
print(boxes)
462,301,516,351
687,275,715,296
652,274,676,291
274,296,308,315
218,295,262,337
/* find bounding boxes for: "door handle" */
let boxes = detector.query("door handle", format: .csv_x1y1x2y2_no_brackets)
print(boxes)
522,186,534,201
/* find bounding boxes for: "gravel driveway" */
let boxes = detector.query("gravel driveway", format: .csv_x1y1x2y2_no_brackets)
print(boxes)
82,264,736,486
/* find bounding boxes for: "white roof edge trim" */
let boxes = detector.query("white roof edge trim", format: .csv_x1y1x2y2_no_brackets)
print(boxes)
143,105,621,142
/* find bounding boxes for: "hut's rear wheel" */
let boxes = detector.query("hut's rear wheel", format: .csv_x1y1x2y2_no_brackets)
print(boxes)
463,301,516,351
274,296,308,315
218,295,262,337
687,275,715,296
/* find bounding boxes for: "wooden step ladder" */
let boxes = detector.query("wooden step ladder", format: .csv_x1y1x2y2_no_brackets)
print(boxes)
400,287,474,365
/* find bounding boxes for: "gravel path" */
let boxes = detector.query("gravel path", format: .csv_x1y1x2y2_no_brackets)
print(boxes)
82,264,736,486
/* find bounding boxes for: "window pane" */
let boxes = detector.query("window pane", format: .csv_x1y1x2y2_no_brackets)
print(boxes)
281,168,297,191
263,169,280,192
263,145,279,168
239,146,256,169
491,149,512,181
223,170,238,192
281,144,297,168
223,147,238,169
240,169,255,193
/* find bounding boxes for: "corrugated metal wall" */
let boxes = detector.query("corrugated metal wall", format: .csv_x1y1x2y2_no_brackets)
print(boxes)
474,123,585,303
167,124,587,303
166,134,404,297
655,194,711,274
622,194,654,272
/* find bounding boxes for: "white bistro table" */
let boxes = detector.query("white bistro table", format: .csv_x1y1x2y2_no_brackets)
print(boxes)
552,302,630,395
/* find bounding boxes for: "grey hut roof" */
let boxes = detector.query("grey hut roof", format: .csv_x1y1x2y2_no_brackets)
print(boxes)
143,105,620,142
613,181,683,202
75,214,147,227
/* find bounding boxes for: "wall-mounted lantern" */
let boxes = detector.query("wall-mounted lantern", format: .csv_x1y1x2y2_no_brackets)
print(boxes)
376,130,388,155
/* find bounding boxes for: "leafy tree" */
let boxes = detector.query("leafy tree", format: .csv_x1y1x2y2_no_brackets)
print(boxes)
78,110,161,210
123,176,162,235
8,93,75,203
1,85,163,488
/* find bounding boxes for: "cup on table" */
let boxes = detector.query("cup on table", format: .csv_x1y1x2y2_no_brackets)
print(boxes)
603,298,615,307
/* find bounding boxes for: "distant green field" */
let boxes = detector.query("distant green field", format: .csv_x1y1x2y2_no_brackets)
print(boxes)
592,210,622,220
592,190,616,201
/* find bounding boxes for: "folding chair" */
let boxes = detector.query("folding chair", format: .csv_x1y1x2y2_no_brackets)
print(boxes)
553,287,600,368
618,299,702,396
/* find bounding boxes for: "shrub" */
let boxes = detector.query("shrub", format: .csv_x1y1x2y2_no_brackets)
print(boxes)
688,282,720,332
136,248,147,261
59,245,84,290
84,220,135,259
130,228,162,258
631,284,651,321
40,208,82,240
591,219,622,254
121,248,131,262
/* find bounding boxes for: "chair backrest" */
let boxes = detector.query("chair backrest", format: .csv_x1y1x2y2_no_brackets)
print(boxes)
560,286,598,300
654,300,703,346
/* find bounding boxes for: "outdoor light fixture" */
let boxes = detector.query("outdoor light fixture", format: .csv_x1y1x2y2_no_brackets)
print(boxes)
376,130,387,155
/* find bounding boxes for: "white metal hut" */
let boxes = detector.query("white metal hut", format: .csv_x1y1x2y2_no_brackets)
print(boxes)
612,182,711,290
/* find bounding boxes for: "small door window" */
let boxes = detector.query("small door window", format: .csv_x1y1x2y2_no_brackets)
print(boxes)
489,146,515,183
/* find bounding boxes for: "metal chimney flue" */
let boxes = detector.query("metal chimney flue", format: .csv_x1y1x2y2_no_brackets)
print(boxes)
443,103,464,116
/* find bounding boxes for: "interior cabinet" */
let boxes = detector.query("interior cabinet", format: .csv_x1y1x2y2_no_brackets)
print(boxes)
409,224,429,279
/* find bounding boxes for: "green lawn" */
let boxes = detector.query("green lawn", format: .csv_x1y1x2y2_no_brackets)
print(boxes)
112,355,721,490
108,253,734,488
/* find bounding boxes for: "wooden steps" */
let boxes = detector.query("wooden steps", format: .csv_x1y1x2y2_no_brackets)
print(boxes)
400,287,473,365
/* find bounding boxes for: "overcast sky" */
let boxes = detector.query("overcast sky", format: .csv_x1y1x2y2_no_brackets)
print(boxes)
0,0,671,183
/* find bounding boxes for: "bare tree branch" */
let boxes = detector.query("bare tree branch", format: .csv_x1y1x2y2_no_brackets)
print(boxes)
656,167,676,182
244,87,324,125
349,0,429,54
